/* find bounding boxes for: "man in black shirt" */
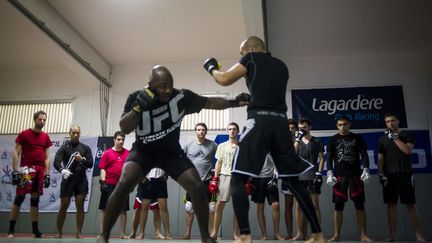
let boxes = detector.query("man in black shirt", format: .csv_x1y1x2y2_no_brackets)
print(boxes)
203,36,325,243
97,65,248,243
54,124,93,238
326,116,372,242
377,113,425,242
293,118,324,240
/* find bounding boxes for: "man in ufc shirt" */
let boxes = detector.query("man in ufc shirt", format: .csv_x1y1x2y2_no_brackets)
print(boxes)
97,65,248,243
8,110,52,238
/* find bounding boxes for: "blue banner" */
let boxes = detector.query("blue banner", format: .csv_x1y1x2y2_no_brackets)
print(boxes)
291,86,407,130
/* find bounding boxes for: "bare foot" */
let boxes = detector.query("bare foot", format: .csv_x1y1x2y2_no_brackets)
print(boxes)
361,235,373,242
260,235,268,240
120,234,128,239
328,235,339,242
416,235,426,243
136,233,144,240
155,233,165,239
274,234,284,240
165,234,172,240
306,233,327,243
233,234,240,240
183,234,191,240
290,234,305,241
234,234,253,243
96,237,107,243
7,234,15,239
76,233,84,239
128,232,136,239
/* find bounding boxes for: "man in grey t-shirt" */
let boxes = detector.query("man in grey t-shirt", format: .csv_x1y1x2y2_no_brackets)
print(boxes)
182,123,217,239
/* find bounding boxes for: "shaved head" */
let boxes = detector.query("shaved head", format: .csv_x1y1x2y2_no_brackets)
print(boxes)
149,65,173,85
240,36,267,55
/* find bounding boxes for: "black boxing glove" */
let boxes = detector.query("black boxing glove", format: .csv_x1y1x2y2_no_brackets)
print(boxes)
384,128,398,141
203,58,220,75
43,175,50,188
99,180,109,193
12,171,21,185
295,129,305,142
313,172,323,187
133,88,156,113
229,93,251,107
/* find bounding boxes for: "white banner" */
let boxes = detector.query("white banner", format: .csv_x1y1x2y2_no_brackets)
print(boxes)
0,135,98,213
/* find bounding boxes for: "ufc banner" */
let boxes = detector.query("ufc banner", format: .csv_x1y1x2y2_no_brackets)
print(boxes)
0,136,98,212
291,86,407,130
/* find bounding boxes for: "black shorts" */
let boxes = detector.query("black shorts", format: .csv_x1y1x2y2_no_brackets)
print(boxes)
138,177,168,199
383,172,416,204
232,110,313,177
126,146,195,181
251,177,279,205
332,175,365,203
98,183,130,211
60,176,88,197
302,180,321,194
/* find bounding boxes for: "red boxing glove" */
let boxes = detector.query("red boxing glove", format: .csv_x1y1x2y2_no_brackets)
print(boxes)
208,176,219,194
245,178,253,195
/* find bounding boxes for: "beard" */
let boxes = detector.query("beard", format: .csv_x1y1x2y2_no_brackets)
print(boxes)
35,123,44,130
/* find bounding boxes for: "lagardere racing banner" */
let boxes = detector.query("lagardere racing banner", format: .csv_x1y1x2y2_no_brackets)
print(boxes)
291,86,408,130
0,135,98,212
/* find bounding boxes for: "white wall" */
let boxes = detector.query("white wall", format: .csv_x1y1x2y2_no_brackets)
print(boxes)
0,68,101,136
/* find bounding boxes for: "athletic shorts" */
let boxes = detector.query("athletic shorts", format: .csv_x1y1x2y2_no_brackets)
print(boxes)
332,175,365,203
251,177,279,205
140,177,168,199
134,197,159,210
217,174,231,202
232,110,313,177
302,180,321,194
98,183,130,211
281,179,293,195
16,165,45,196
60,176,88,197
126,146,195,180
383,172,416,204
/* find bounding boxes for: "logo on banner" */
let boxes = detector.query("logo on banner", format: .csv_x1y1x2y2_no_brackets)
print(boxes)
52,177,58,188
292,86,407,130
1,165,12,184
7,190,12,201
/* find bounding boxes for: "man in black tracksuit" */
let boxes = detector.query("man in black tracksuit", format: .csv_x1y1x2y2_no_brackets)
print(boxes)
54,124,93,238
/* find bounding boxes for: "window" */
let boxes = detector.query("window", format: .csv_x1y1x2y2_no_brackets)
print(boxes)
0,101,73,134
181,93,230,131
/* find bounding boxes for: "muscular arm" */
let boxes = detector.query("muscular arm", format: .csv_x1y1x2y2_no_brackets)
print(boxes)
119,110,140,134
44,147,50,174
394,140,414,155
12,143,22,171
211,63,247,86
204,97,247,110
